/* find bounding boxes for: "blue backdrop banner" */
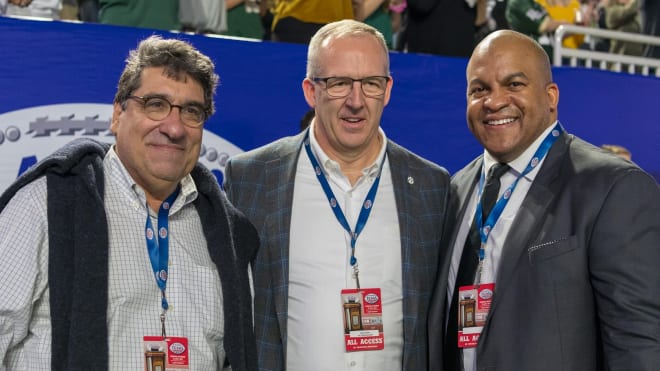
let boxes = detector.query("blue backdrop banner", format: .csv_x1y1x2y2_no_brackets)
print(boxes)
0,16,658,192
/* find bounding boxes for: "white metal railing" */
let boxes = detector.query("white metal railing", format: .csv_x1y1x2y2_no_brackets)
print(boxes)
553,24,660,77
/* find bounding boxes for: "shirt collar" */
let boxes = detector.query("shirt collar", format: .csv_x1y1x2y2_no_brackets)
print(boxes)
308,122,388,180
105,145,198,213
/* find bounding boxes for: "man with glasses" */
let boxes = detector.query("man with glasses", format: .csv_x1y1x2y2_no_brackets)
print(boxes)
224,19,451,370
0,35,258,370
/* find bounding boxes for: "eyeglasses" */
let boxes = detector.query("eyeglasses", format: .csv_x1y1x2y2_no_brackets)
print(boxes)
126,95,208,127
312,76,390,98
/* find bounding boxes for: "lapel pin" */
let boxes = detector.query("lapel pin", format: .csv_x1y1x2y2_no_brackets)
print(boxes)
407,176,414,185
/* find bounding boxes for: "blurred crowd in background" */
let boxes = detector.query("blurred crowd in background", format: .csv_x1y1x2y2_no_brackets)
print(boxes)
1,0,658,60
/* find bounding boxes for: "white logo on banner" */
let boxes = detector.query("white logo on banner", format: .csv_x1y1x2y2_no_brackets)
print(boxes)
0,104,244,194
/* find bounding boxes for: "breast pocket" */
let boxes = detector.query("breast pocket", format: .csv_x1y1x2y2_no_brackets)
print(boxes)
527,236,578,266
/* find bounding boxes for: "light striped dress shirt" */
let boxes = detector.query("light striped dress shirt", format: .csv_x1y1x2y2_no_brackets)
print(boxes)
0,147,226,370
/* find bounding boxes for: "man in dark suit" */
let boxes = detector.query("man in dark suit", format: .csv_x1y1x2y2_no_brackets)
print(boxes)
225,19,451,371
429,30,660,371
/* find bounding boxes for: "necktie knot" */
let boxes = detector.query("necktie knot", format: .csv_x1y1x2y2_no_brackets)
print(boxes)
487,163,510,181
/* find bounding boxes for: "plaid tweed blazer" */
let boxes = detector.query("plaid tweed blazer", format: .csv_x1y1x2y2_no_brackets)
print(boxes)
225,130,451,370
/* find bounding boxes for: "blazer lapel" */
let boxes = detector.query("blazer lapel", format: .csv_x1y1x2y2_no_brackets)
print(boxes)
478,132,570,344
438,158,482,323
449,157,483,252
263,131,306,350
387,143,419,348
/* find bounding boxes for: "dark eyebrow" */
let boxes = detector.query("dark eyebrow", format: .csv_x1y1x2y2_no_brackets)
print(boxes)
468,72,529,86
502,72,528,83
468,78,485,86
141,93,205,107
139,93,167,100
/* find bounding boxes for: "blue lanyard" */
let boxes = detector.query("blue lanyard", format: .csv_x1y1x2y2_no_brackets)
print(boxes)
145,188,180,313
303,132,385,289
475,123,563,267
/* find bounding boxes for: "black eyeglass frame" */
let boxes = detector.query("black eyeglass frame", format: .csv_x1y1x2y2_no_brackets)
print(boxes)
126,95,208,127
311,76,391,98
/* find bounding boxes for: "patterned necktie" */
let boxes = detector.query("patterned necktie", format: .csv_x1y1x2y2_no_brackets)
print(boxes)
443,163,510,371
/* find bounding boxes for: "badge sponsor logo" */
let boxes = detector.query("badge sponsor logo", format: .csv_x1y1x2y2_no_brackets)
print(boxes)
479,288,493,300
169,342,186,354
364,293,379,304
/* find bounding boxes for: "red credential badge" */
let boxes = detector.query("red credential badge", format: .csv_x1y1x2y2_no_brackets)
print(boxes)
143,336,189,370
341,288,385,352
457,283,495,348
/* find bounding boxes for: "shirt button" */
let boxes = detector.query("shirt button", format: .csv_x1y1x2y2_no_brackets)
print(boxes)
350,361,356,367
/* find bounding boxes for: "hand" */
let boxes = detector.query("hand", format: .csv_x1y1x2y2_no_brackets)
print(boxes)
389,0,407,13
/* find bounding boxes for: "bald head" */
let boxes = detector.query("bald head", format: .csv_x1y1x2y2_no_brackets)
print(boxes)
470,30,553,85
464,29,560,163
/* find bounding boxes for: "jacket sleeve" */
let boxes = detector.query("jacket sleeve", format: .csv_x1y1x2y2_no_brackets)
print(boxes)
589,168,660,370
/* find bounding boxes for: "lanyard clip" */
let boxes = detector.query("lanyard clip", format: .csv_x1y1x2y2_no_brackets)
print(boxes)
160,311,167,339
353,264,361,289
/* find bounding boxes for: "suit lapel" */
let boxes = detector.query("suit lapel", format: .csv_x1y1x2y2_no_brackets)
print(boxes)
437,158,482,324
441,157,483,287
388,141,450,360
387,143,419,349
449,157,483,252
263,131,306,349
478,133,570,345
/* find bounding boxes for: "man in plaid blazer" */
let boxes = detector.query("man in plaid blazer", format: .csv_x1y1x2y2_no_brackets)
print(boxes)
224,20,451,371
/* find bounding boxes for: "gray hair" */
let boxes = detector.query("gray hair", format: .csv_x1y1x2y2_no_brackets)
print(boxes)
306,19,390,78
114,35,219,117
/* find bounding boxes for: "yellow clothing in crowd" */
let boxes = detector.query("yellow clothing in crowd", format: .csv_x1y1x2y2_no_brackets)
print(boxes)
272,0,354,30
536,0,585,48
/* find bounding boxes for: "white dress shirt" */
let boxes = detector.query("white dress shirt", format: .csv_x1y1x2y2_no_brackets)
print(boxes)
287,125,404,371
447,123,557,371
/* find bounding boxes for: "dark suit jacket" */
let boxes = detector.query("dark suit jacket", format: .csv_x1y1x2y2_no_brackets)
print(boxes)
225,130,451,370
428,131,660,371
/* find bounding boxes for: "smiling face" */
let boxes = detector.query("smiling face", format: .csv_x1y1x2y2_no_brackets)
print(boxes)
466,31,559,163
111,66,205,202
302,34,392,165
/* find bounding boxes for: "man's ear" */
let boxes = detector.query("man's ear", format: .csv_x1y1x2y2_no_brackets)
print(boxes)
110,102,122,134
546,82,559,113
302,78,317,108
